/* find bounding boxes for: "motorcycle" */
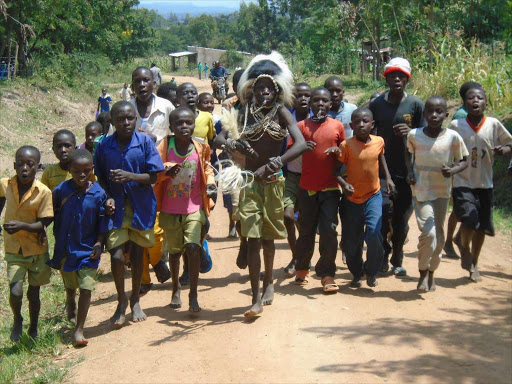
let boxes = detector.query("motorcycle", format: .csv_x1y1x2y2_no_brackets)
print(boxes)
211,76,227,104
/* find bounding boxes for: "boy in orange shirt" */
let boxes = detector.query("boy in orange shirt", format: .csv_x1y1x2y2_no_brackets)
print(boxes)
327,108,395,287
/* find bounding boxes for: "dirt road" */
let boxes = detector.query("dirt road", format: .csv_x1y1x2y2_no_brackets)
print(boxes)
65,76,512,384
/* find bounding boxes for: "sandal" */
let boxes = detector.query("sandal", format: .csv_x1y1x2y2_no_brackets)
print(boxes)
321,276,339,293
293,270,309,285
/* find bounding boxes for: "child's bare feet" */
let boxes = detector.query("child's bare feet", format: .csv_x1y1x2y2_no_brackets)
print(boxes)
470,265,482,282
350,277,362,288
244,299,263,318
130,300,147,322
189,293,201,313
170,289,182,309
366,275,378,287
261,283,274,305
428,271,436,291
72,329,89,347
10,318,23,342
110,298,128,327
417,270,429,292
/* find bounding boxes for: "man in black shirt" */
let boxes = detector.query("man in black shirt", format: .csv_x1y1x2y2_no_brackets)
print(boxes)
370,57,425,276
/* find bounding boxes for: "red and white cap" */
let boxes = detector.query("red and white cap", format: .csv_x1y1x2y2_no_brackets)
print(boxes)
383,57,411,78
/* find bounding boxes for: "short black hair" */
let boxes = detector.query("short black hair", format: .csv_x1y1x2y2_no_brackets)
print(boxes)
53,129,76,145
177,82,197,96
16,145,41,163
311,87,331,99
85,121,102,132
198,92,213,103
459,81,483,100
111,101,136,119
295,82,312,90
464,87,487,101
132,66,153,79
324,76,343,88
425,95,447,109
351,107,373,121
157,82,178,99
170,106,195,125
69,148,93,164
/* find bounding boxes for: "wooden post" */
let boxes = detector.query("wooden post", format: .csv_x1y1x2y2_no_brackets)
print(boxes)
14,43,19,78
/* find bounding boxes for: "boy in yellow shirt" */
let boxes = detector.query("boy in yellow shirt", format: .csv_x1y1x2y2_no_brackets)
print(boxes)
41,129,76,191
0,146,54,342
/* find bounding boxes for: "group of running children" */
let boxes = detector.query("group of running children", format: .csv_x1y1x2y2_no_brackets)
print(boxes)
1,53,511,347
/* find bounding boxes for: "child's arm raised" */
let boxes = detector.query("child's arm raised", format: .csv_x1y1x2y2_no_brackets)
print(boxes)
379,154,396,196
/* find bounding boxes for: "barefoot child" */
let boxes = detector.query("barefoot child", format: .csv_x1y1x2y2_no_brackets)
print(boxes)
0,146,53,341
292,87,345,293
218,52,306,317
327,107,395,288
450,88,512,282
154,107,216,312
283,82,312,277
48,149,112,345
79,122,102,154
94,101,164,325
406,96,468,291
41,129,76,191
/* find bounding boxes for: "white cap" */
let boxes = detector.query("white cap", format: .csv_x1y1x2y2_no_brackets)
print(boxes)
383,57,411,78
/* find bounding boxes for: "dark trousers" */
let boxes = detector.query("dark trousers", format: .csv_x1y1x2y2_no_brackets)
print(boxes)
342,191,384,278
295,189,341,278
381,177,413,268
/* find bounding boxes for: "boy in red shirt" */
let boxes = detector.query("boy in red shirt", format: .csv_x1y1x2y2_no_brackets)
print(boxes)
293,88,345,293
327,108,395,287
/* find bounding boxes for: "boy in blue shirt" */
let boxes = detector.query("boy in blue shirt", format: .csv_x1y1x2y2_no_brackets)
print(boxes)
94,101,164,326
97,88,112,113
48,149,112,346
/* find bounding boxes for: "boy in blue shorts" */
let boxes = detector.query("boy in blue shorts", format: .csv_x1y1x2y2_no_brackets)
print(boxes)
48,149,112,346
94,101,164,326
0,146,53,342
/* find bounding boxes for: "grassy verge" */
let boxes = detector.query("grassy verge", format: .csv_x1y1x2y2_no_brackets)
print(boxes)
0,232,78,384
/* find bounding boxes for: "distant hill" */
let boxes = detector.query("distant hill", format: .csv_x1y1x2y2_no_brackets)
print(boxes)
138,1,239,18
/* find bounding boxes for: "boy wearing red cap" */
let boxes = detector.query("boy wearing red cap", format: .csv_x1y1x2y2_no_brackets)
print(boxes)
370,57,425,277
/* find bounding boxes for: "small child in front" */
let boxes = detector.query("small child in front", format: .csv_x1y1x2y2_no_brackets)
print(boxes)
94,101,164,326
327,108,395,287
154,107,216,312
48,149,112,346
80,122,102,154
0,146,53,342
406,96,468,291
450,88,512,282
41,129,76,191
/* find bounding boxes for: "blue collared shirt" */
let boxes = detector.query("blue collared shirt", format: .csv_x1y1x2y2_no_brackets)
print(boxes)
49,180,112,272
94,131,164,230
328,101,358,139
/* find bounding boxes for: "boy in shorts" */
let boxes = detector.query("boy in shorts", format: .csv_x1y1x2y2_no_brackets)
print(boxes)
94,101,164,325
41,129,76,191
0,146,53,341
48,149,112,346
154,107,216,312
450,88,512,281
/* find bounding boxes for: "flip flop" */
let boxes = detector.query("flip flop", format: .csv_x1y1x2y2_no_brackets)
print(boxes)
321,277,339,293
200,240,212,274
293,270,309,285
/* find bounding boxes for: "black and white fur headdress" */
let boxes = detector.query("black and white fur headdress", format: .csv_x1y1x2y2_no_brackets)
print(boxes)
238,51,294,107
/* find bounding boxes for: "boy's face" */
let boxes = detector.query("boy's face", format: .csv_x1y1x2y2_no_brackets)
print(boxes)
464,89,487,117
102,89,107,96
310,90,331,118
168,90,177,105
53,134,75,164
178,85,198,109
85,125,101,148
113,106,137,140
70,158,93,189
253,77,277,107
351,111,374,141
171,111,195,139
386,71,408,94
424,99,448,129
294,86,312,112
198,95,215,113
325,80,344,109
14,150,38,185
132,69,154,102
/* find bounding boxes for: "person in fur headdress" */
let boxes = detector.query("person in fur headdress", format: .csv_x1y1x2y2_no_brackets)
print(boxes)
216,51,306,318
